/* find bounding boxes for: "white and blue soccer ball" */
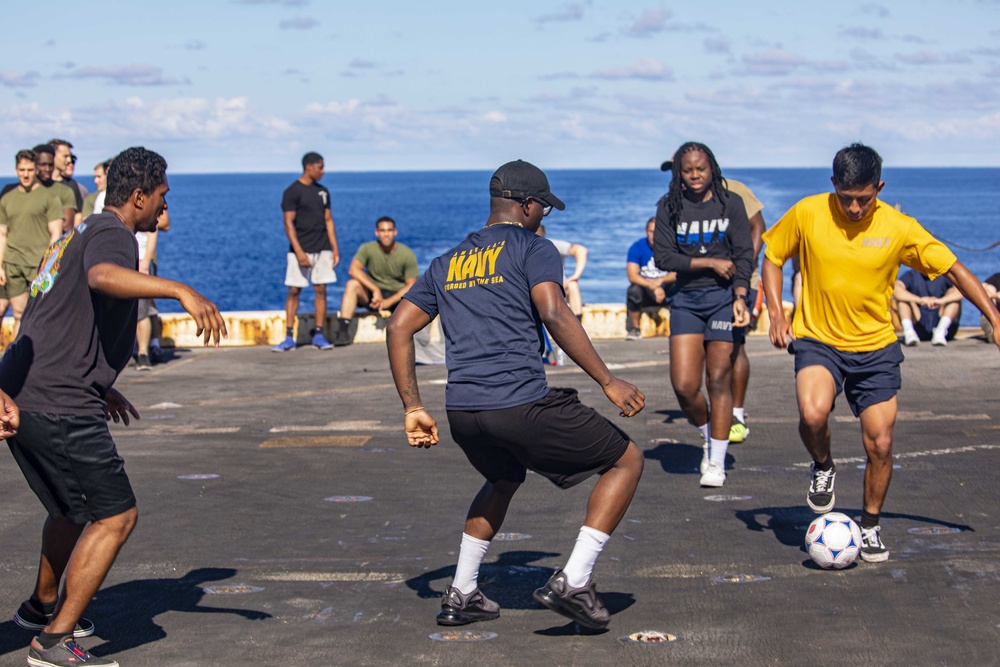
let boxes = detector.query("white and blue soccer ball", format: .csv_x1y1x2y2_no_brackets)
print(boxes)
805,512,862,569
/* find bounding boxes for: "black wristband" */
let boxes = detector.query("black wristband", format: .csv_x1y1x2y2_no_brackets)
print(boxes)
734,293,749,304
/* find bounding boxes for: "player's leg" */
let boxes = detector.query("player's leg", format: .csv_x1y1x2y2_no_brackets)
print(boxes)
135,312,152,370
670,334,708,430
796,365,839,513
46,507,138,636
283,286,300,332
857,397,897,562
625,284,644,339
702,339,734,486
730,342,750,441
310,283,333,349
335,281,368,346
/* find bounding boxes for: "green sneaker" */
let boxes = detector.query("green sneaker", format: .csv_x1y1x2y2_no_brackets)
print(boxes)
729,417,749,443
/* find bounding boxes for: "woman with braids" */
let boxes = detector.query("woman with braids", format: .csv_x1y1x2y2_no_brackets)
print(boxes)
653,142,754,487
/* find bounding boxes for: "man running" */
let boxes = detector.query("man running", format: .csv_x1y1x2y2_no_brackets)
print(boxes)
2,146,227,667
762,143,1000,563
386,160,645,630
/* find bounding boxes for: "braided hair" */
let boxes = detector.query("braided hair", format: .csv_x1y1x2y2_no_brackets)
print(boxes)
666,142,729,228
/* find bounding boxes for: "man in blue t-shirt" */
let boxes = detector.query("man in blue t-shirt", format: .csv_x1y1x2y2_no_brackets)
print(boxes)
386,160,646,632
625,216,676,340
893,269,962,346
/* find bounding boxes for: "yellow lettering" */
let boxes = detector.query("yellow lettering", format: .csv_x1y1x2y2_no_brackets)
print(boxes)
483,247,502,275
461,254,478,280
447,252,466,282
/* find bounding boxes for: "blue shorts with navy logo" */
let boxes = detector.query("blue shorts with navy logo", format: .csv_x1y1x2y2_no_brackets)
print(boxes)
670,286,735,342
791,337,904,417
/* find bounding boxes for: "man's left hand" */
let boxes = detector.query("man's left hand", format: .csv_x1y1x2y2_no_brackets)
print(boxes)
0,389,19,438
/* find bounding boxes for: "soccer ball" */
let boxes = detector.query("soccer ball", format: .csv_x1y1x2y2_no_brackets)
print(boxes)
805,512,862,569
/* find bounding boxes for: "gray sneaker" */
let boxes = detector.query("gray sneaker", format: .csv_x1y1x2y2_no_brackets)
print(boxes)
14,599,94,638
532,570,610,630
436,586,500,626
27,637,118,667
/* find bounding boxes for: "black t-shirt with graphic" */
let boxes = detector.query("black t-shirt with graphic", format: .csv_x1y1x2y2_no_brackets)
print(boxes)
0,212,138,414
653,191,754,292
281,180,332,253
403,224,564,411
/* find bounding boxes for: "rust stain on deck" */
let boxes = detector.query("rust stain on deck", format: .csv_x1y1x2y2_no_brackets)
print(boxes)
259,435,372,449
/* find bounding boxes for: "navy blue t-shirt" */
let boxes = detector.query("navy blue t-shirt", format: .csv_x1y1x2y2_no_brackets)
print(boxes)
403,224,564,411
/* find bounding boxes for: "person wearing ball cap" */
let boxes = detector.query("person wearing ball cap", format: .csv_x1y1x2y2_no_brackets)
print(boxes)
387,159,646,631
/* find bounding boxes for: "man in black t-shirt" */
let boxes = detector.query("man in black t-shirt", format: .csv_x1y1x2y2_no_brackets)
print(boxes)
273,151,341,352
1,147,227,667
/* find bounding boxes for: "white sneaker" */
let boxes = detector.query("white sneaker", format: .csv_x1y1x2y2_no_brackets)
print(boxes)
903,330,919,346
700,462,726,487
700,440,710,474
931,330,948,346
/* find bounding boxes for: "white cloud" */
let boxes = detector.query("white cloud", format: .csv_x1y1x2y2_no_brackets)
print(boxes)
627,7,671,37
482,111,507,123
895,51,973,65
592,58,674,81
0,71,40,88
741,49,806,76
279,17,318,29
536,3,587,23
60,65,183,86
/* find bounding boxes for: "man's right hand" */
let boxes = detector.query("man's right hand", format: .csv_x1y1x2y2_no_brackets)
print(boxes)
178,287,228,346
0,389,19,438
769,313,794,349
296,251,312,268
369,287,384,310
404,408,439,448
603,378,645,418
653,285,666,303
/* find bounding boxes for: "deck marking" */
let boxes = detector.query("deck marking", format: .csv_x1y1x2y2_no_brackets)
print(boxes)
256,572,404,583
259,435,371,448
793,443,1000,467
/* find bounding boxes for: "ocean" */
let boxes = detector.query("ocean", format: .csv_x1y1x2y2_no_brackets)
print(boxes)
3,168,998,326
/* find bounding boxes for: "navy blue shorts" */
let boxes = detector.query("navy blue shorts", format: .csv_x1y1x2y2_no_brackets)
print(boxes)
791,338,904,417
670,286,735,342
7,411,137,523
447,387,631,489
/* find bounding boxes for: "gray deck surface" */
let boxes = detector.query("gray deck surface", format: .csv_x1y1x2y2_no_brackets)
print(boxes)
2,334,999,666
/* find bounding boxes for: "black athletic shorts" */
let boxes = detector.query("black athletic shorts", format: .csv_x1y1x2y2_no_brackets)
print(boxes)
447,387,631,489
7,411,137,523
791,338,903,418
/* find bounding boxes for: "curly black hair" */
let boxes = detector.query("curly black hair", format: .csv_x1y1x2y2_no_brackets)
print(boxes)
665,141,729,228
105,147,167,208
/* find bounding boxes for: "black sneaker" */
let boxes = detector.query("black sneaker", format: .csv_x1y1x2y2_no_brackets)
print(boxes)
136,354,152,371
14,599,94,638
27,637,116,667
436,586,500,626
860,525,890,563
532,570,610,630
807,462,836,514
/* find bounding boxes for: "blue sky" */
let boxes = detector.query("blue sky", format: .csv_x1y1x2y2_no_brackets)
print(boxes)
1,0,999,173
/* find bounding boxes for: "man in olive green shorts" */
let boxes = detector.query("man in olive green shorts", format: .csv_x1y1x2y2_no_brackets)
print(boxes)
0,149,64,336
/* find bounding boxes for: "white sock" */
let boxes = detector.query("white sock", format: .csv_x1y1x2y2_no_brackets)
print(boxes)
563,526,610,588
709,438,729,468
732,407,745,422
697,423,710,443
901,319,917,336
452,533,490,595
934,317,952,337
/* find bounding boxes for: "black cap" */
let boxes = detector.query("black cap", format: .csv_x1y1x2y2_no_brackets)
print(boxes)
489,160,565,210
660,160,673,172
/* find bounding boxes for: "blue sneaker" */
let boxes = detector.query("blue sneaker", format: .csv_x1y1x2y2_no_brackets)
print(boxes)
312,333,334,350
271,336,296,352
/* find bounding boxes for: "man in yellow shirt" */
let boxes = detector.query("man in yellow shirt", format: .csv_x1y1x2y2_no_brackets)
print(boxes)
762,143,1000,563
